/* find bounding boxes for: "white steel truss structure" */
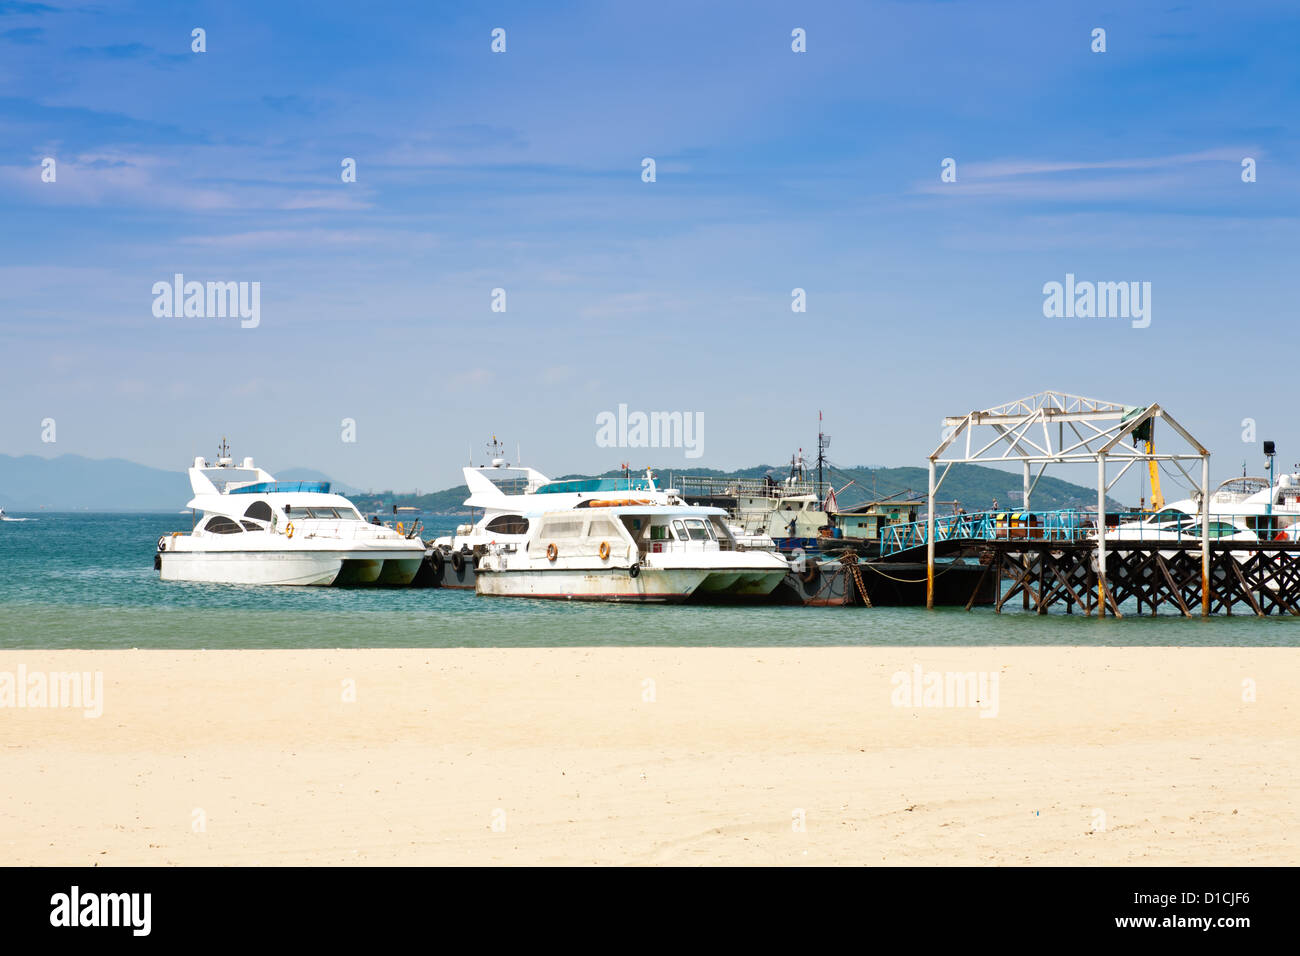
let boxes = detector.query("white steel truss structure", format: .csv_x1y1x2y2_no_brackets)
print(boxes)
923,391,1211,614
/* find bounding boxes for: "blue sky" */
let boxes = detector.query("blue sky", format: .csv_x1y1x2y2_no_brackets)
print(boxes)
1,0,1297,497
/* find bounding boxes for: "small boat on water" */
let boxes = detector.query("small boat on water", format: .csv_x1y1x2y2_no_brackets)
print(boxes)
156,441,426,586
475,501,788,602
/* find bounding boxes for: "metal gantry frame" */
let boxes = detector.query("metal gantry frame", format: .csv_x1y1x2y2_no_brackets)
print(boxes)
925,391,1212,614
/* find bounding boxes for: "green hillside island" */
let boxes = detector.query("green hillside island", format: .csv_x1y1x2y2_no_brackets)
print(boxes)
351,463,1126,517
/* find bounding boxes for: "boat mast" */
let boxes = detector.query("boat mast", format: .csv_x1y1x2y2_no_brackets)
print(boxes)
815,411,830,502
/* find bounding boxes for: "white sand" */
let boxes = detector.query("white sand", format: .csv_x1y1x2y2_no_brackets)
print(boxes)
1,647,1295,865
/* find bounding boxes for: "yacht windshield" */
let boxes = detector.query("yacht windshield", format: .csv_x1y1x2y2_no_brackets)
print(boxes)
683,518,712,541
298,506,363,520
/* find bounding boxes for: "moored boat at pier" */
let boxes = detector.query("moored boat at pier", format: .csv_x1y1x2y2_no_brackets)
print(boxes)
428,438,676,588
156,441,426,587
475,502,788,602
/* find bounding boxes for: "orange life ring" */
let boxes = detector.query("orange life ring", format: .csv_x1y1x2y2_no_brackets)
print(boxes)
285,522,295,539
396,521,404,534
598,540,610,560
546,542,558,562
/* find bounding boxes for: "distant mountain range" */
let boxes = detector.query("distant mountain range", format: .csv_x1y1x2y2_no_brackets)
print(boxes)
0,455,359,512
0,454,1125,513
352,463,1127,515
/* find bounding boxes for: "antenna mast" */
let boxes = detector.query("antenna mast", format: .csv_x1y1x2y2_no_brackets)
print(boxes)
816,412,830,501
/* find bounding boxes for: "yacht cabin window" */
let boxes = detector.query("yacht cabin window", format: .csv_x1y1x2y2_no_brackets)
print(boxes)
204,516,243,534
538,517,585,539
286,506,363,521
243,501,273,522
485,514,529,535
586,517,622,540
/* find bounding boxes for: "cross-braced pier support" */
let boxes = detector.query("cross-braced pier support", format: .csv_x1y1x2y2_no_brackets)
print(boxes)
979,542,1300,617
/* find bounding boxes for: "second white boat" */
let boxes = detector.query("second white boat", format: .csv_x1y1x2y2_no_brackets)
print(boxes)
474,501,788,602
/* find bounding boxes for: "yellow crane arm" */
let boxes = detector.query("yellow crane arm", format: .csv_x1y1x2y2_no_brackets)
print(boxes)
1146,440,1164,511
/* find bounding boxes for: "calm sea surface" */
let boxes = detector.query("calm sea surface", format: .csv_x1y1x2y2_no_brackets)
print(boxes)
1,513,1297,649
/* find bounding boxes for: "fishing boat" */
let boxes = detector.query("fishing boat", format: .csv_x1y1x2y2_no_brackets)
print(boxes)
474,501,788,602
677,420,838,554
676,464,829,554
156,441,426,586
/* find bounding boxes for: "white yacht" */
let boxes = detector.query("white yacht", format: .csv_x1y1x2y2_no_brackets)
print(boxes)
156,443,426,586
430,439,676,588
1108,473,1300,545
474,501,789,602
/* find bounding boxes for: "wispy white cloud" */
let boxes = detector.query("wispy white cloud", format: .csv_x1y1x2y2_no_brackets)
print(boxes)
0,147,375,211
177,229,387,248
962,148,1253,179
915,148,1262,201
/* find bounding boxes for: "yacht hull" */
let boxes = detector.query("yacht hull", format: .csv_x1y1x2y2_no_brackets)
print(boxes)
159,551,343,586
476,567,710,602
377,556,423,586
476,562,787,603
159,549,426,587
335,558,383,585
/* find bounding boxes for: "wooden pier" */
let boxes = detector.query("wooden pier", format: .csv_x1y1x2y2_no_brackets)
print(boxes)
974,541,1300,617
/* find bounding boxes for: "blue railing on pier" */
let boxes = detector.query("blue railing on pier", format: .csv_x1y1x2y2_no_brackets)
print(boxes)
880,510,1092,556
879,509,1300,557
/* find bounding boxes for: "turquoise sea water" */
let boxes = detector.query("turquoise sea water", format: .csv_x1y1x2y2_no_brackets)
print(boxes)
1,513,1297,648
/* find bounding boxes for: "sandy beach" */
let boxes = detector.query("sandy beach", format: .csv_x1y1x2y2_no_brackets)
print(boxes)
1,646,1296,866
